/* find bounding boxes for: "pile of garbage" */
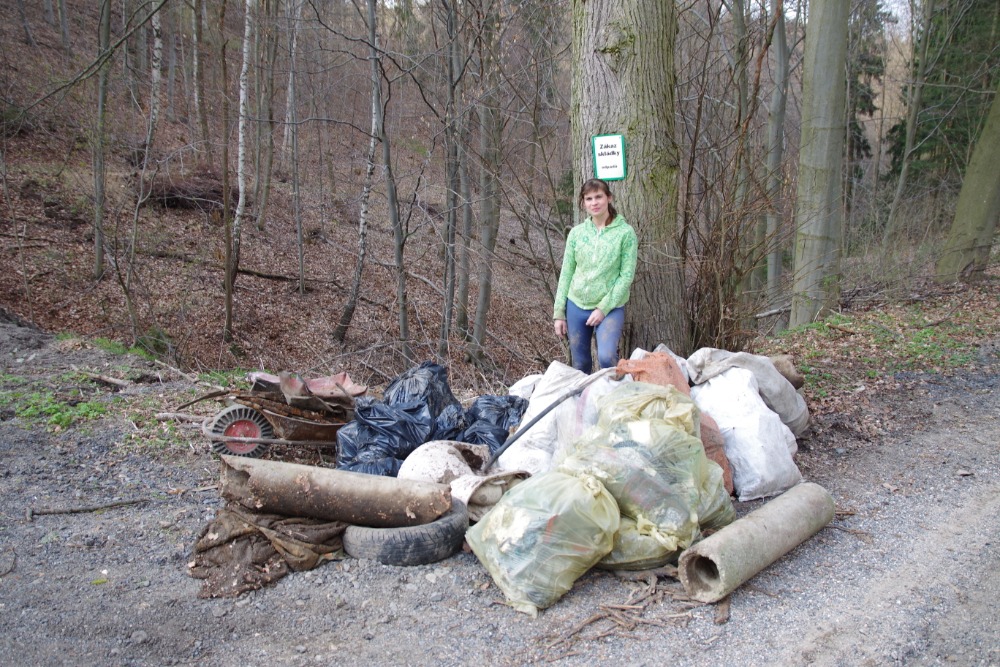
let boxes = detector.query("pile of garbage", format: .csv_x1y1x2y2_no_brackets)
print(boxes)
191,344,823,612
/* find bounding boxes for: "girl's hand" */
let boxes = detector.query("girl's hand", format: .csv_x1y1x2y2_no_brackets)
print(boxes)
554,319,567,337
586,309,605,327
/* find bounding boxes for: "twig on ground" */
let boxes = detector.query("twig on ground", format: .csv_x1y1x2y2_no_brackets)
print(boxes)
71,366,131,387
26,498,149,522
155,412,204,423
714,595,732,624
827,523,874,543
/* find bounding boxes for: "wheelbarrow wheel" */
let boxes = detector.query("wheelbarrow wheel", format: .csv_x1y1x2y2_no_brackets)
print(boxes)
209,405,274,458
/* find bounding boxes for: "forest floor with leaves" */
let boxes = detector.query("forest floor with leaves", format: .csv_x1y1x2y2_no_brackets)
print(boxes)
0,274,998,666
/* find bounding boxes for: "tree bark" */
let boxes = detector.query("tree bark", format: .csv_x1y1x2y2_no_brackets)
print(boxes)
254,0,279,231
572,0,688,353
789,0,849,327
935,79,1000,283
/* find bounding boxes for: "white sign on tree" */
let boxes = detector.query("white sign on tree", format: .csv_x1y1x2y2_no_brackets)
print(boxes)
592,134,626,181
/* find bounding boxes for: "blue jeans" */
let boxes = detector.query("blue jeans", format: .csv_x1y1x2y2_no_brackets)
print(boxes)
566,300,625,373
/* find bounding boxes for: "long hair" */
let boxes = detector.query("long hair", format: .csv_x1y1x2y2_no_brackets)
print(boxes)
578,178,618,221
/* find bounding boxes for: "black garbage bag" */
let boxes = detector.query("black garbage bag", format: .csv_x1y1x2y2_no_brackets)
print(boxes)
336,362,467,477
434,403,467,442
458,395,527,455
354,399,434,457
335,422,401,476
466,395,528,431
461,421,511,455
382,361,461,419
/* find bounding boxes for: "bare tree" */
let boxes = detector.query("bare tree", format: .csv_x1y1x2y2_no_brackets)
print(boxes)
192,0,212,163
334,0,382,344
93,0,113,279
224,0,256,339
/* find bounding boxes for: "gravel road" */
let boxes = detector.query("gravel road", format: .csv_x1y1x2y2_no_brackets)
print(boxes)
1,320,997,666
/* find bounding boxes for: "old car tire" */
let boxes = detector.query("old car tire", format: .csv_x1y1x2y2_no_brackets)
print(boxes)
343,500,469,566
209,405,273,458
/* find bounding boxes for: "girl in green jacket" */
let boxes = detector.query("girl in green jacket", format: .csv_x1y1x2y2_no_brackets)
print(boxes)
553,179,638,373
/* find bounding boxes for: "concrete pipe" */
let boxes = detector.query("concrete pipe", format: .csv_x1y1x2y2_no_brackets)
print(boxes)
220,455,453,528
678,481,835,603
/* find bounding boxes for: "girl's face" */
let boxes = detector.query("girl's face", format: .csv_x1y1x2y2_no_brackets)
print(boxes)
583,189,611,220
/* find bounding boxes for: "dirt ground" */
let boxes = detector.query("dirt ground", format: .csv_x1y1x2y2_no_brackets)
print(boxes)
1,316,998,667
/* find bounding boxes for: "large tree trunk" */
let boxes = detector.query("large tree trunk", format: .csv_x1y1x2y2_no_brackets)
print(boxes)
93,0,112,279
789,0,849,327
572,0,688,353
935,79,1000,283
58,0,71,54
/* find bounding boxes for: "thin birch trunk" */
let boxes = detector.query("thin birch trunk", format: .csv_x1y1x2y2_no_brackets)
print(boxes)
333,0,381,344
230,0,255,328
281,0,304,169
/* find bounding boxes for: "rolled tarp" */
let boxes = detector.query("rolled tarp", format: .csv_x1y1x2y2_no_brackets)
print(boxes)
220,455,452,528
678,481,835,603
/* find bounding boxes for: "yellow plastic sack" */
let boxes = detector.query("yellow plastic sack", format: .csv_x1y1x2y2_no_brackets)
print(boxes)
595,381,699,437
557,419,705,553
465,471,619,616
597,516,680,571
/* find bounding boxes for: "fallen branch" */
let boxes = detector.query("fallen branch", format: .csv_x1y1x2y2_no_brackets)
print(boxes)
72,366,131,388
755,304,791,319
26,498,149,522
827,523,874,543
155,411,205,423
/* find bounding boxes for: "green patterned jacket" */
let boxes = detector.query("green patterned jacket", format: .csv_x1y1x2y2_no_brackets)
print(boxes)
553,215,638,320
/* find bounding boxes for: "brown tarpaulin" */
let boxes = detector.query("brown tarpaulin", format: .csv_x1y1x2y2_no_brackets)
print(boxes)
187,504,347,598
